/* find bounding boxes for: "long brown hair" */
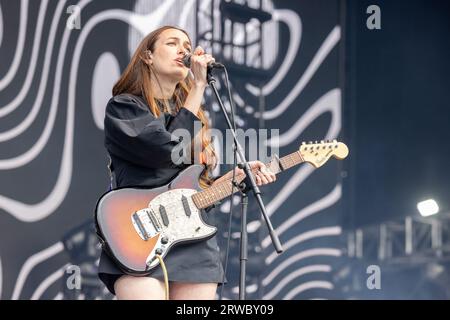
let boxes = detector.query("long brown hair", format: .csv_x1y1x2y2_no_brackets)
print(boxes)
112,25,217,188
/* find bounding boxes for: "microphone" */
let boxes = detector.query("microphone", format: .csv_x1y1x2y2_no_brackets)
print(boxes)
182,53,224,70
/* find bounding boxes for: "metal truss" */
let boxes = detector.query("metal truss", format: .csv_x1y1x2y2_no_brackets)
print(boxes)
345,212,450,267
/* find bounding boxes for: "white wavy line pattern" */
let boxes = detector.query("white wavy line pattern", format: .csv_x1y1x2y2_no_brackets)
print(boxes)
0,0,49,118
263,265,332,300
0,0,28,90
283,281,334,300
266,227,342,265
53,292,64,300
263,248,342,287
0,0,92,221
262,184,342,248
247,12,342,300
12,242,64,300
260,26,341,120
0,0,65,140
31,263,69,300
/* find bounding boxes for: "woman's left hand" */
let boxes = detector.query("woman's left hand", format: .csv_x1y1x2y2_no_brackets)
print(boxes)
248,160,276,186
213,160,276,186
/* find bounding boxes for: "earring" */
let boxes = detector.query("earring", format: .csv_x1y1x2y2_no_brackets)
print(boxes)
145,50,153,65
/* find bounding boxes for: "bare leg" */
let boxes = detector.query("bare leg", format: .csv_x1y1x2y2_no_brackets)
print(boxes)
169,282,218,300
114,275,166,300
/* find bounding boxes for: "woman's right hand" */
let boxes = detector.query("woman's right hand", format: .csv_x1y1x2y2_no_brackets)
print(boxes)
188,46,216,88
183,46,214,116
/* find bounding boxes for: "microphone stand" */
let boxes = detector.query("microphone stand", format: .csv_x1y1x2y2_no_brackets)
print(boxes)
206,68,283,300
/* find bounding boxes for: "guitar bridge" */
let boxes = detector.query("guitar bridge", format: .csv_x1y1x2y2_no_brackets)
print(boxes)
131,208,161,241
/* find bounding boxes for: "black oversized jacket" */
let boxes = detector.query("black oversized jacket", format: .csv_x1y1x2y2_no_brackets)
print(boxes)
104,93,204,189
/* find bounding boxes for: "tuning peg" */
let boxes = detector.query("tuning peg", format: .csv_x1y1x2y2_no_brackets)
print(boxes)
314,140,318,144
320,140,324,143
333,139,337,143
302,142,306,145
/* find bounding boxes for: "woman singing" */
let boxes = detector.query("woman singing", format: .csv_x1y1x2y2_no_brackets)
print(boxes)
97,25,276,300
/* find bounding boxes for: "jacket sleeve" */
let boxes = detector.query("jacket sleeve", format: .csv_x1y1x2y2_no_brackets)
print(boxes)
104,94,203,169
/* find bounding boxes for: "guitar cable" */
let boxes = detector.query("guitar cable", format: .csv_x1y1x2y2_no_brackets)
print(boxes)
155,254,170,300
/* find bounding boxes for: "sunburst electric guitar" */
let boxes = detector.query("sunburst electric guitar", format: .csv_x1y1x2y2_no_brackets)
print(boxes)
95,140,349,275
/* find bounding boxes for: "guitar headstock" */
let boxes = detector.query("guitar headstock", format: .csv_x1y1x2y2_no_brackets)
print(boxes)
299,140,349,168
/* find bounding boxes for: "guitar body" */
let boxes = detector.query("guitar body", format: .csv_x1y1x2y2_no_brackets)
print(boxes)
95,165,217,275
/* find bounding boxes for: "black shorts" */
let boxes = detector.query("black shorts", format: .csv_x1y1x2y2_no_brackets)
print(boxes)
98,235,225,295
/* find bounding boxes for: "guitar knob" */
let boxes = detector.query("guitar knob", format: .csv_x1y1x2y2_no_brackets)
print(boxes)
161,236,169,244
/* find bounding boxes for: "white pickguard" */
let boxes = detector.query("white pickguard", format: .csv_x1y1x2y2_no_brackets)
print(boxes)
133,189,217,268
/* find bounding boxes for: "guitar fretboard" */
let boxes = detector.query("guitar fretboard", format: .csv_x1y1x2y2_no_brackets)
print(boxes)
191,151,304,209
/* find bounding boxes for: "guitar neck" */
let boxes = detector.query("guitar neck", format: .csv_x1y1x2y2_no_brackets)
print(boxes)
192,151,304,209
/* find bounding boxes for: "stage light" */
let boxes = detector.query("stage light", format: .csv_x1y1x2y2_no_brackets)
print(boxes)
417,199,439,217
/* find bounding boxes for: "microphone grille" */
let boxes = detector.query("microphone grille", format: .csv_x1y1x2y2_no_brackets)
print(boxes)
182,53,191,68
